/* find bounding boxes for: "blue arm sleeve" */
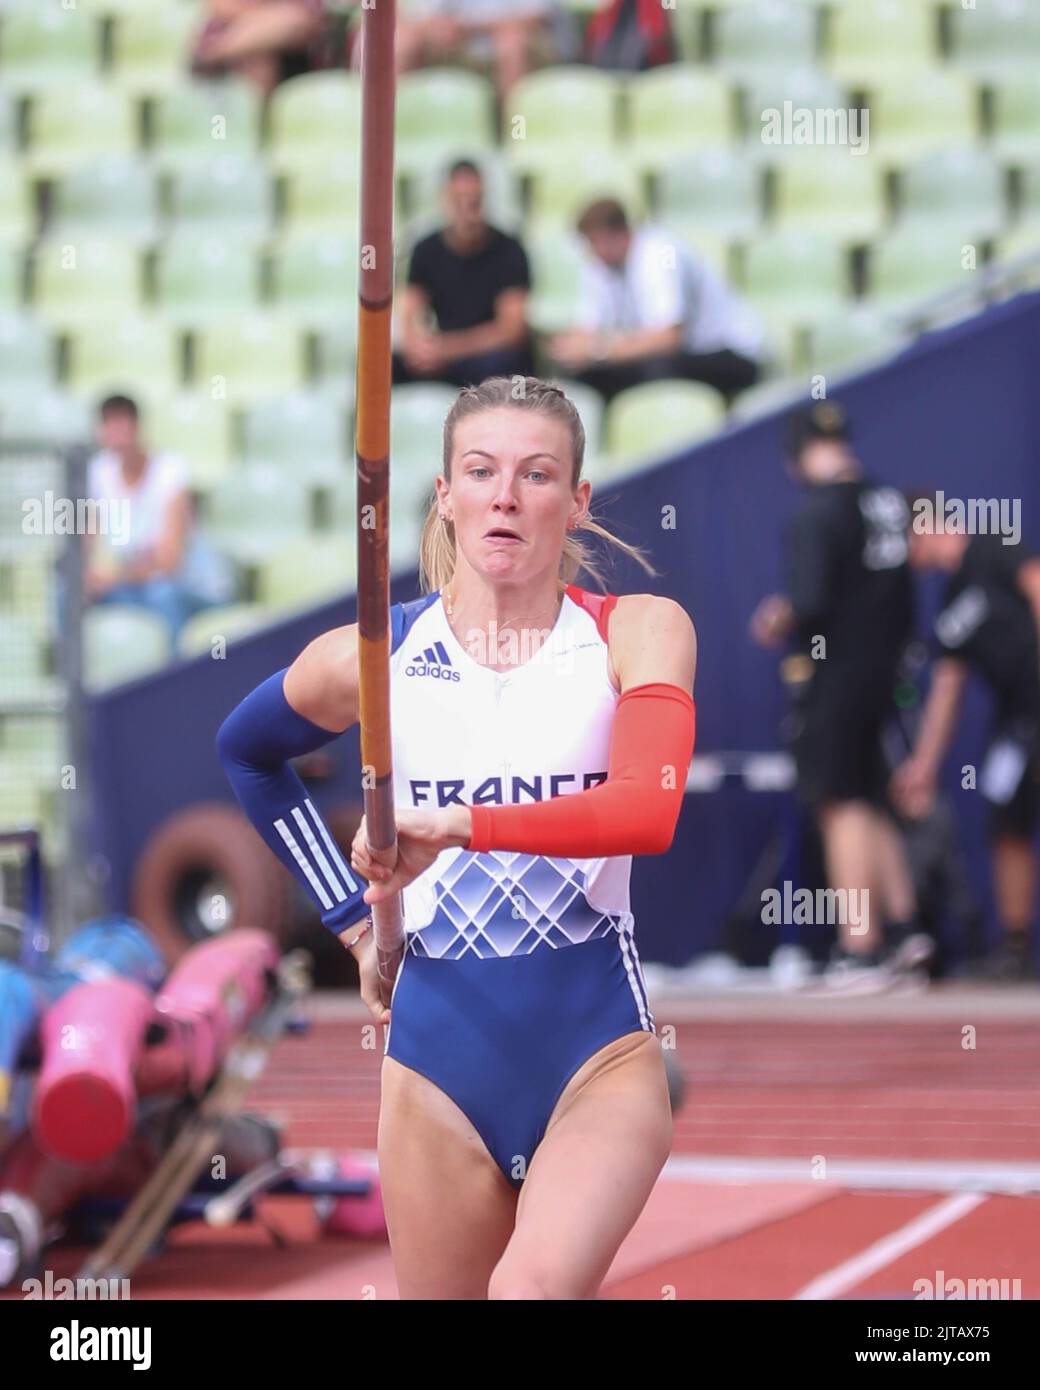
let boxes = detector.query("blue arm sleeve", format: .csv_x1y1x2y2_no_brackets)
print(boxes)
216,669,370,938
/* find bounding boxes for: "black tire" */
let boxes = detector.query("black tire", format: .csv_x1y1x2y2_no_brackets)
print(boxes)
130,803,291,966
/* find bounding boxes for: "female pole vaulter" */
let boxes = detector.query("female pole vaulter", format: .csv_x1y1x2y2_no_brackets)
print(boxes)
218,376,697,1299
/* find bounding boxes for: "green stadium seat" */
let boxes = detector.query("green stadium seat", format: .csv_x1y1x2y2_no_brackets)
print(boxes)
83,605,171,692
268,72,362,172
24,88,137,176
47,158,159,245
0,551,51,622
658,150,761,240
773,151,886,244
744,67,851,150
75,0,171,13
741,231,850,352
194,315,307,404
663,229,732,280
0,161,35,245
992,76,1040,165
993,225,1040,293
714,0,816,83
526,152,645,227
205,465,313,562
0,388,91,445
0,612,50,703
65,316,180,403
997,223,1040,258
313,321,357,395
867,72,980,166
670,2,701,62
241,392,348,482
0,775,45,831
526,225,588,333
152,80,262,171
1021,162,1040,224
603,380,725,472
282,155,362,235
32,239,144,326
178,603,272,660
111,7,199,94
170,158,273,239
505,68,621,171
0,313,53,388
549,377,604,462
0,93,18,154
626,67,735,168
727,376,809,426
899,147,1006,242
391,383,457,476
951,0,1040,81
146,392,233,488
0,245,22,308
0,718,64,770
827,0,938,87
0,8,100,93
325,479,425,573
155,235,261,324
803,304,910,375
271,235,357,325
868,227,981,310
256,539,359,612
396,68,496,175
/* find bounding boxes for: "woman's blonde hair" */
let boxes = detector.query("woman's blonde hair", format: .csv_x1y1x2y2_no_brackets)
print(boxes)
417,376,659,594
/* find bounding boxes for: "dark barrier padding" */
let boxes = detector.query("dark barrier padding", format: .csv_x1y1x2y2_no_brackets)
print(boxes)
89,292,1040,962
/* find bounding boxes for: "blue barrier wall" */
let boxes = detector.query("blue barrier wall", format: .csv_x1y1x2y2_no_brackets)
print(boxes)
89,291,1040,963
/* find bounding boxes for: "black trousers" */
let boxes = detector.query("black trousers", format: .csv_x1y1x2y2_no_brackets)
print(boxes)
392,344,535,389
575,348,760,404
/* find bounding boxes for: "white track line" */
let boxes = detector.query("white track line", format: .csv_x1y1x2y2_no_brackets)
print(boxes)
309,1149,1040,1196
792,1192,986,1301
661,1153,1040,1194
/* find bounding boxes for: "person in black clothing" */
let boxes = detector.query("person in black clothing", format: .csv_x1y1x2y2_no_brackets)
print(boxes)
892,519,1040,981
751,401,926,988
393,160,534,389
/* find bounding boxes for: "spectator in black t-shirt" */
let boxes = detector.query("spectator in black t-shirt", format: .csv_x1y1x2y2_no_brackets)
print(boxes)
750,402,928,989
393,161,534,389
892,521,1040,981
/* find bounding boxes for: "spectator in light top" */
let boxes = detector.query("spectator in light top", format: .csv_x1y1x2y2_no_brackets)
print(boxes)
550,198,763,404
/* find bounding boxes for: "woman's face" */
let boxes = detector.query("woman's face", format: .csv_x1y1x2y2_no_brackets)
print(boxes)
439,407,590,585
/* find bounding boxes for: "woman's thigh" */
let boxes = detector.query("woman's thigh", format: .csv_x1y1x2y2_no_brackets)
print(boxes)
490,1032,673,1300
378,1055,519,1300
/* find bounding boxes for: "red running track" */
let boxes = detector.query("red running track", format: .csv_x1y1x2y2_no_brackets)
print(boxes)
5,1004,1037,1299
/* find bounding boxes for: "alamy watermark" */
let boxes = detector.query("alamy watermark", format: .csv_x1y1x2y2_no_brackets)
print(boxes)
761,881,869,935
912,492,1021,546
455,622,577,676
913,1269,1021,1300
22,491,130,545
760,101,869,154
23,1271,129,1300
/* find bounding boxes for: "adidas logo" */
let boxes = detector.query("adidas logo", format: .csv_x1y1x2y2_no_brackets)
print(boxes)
405,642,461,681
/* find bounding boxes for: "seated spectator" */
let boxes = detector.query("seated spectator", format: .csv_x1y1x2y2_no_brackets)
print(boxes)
192,0,329,94
85,396,231,646
393,160,534,388
354,0,558,102
548,198,764,404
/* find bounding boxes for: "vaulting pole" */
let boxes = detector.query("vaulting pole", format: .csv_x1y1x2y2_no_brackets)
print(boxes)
355,0,404,1003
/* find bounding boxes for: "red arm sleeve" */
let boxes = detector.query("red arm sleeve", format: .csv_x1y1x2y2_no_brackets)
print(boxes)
465,682,696,857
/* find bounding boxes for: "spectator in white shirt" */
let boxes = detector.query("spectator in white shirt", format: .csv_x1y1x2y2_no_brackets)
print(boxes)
85,396,222,644
549,198,763,403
